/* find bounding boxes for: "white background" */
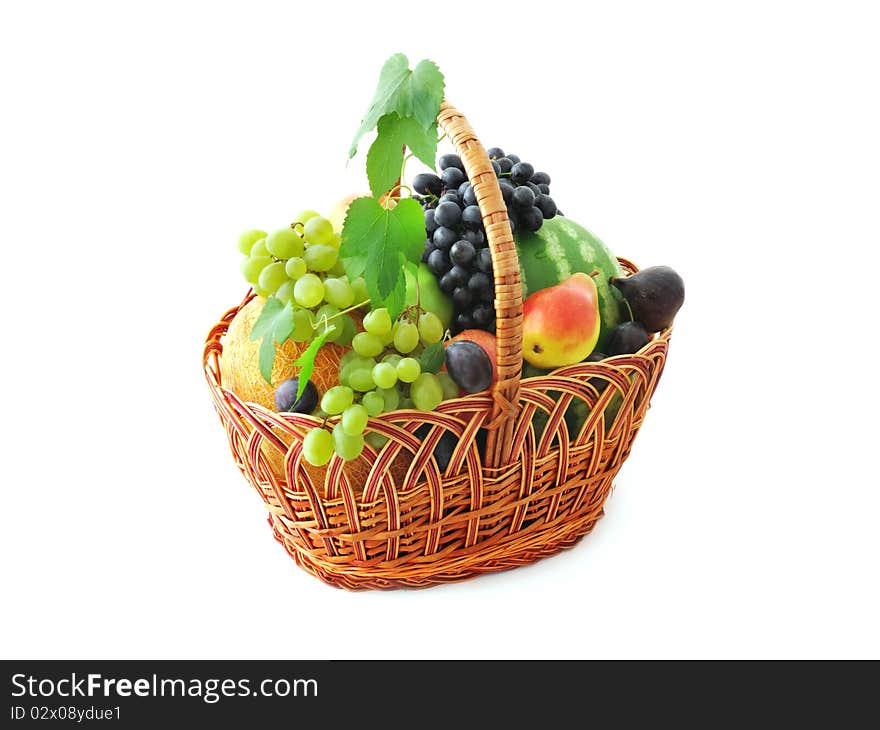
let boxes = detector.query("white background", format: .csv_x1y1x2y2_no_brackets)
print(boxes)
1,0,878,659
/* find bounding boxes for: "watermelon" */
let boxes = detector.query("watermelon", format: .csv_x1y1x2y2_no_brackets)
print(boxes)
516,217,625,352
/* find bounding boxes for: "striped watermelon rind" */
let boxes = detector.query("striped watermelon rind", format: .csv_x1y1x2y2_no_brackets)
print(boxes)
515,217,625,352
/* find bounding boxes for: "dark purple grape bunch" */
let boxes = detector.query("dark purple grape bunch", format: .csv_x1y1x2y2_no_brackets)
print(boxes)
413,147,558,334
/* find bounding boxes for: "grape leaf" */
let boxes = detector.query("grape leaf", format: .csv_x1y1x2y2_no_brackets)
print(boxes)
367,114,438,198
368,242,407,320
292,324,336,402
340,197,425,319
258,331,277,384
248,295,284,342
249,297,296,383
419,341,445,374
349,54,444,158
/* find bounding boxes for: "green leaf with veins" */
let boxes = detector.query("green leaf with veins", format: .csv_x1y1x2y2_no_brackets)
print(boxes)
249,297,296,383
419,341,445,374
339,197,425,319
249,296,284,342
258,332,276,384
367,114,438,197
292,324,336,402
349,54,444,158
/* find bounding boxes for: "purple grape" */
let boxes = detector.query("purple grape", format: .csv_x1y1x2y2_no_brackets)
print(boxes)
413,172,442,197
439,153,464,171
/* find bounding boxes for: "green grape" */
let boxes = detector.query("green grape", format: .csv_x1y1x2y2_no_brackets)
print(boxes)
393,321,419,354
438,372,460,400
397,357,421,383
328,258,345,276
253,285,271,298
349,368,376,392
241,255,272,284
258,262,289,294
351,277,369,306
321,385,354,415
379,387,400,412
336,315,356,347
324,277,355,309
411,373,443,411
363,308,392,336
362,390,385,417
340,356,375,388
329,233,342,250
302,427,333,466
332,423,364,461
290,308,315,341
303,244,338,272
339,350,359,371
276,279,295,304
238,230,267,255
418,312,444,344
315,303,340,323
303,216,335,245
365,432,388,450
381,353,402,368
293,273,324,308
294,210,320,225
372,362,398,389
266,227,304,259
341,404,369,436
285,257,307,279
249,238,270,258
315,304,341,342
352,332,384,358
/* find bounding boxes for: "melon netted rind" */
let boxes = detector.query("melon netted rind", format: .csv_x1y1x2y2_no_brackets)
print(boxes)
219,296,349,411
515,217,625,352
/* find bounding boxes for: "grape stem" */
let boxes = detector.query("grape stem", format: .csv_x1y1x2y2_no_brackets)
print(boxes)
309,298,371,330
384,183,412,200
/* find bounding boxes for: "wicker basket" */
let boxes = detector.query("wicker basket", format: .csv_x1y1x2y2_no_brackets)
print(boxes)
203,101,671,590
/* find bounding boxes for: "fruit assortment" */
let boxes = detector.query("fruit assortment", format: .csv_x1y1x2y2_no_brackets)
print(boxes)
224,53,684,473
415,148,560,334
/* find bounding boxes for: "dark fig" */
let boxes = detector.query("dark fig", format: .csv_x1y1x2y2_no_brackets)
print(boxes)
607,322,651,355
274,378,319,413
611,265,685,332
445,341,493,393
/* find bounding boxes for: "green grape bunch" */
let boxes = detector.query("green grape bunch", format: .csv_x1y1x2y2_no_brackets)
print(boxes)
238,212,454,468
298,303,451,467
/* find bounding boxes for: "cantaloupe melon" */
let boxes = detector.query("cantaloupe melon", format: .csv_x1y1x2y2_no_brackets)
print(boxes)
219,296,410,493
220,296,350,410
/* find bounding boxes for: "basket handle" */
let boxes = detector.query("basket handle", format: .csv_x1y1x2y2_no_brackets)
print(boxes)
437,102,522,467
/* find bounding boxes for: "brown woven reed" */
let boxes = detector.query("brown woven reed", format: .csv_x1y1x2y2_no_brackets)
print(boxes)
203,102,671,590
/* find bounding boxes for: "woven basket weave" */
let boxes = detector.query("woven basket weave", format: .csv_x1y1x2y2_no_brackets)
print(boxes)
203,101,671,590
